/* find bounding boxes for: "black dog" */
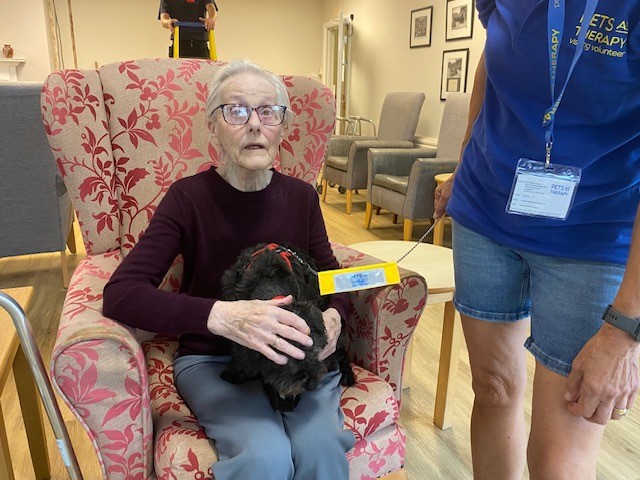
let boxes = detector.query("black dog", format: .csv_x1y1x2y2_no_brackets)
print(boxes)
220,243,355,411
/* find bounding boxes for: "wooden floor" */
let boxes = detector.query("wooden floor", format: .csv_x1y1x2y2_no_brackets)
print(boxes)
0,186,638,479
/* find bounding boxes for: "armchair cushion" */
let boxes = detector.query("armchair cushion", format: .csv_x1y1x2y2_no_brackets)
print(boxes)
374,175,409,195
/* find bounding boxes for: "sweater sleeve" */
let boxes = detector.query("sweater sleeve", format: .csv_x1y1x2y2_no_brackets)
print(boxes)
305,185,351,322
103,186,214,336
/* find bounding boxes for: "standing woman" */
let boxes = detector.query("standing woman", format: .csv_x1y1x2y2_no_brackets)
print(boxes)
104,59,354,480
435,1,640,479
159,0,218,58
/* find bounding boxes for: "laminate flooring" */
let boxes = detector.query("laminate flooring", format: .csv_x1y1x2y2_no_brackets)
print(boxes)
0,185,638,479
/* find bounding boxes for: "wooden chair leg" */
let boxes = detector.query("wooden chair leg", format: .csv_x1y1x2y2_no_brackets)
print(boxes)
60,250,69,288
321,179,328,202
433,216,445,246
346,190,352,214
403,219,413,241
66,211,77,254
364,202,373,229
392,214,398,224
376,207,381,215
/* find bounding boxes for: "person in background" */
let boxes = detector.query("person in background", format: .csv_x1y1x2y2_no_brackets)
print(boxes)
159,0,218,58
434,1,640,479
103,58,354,480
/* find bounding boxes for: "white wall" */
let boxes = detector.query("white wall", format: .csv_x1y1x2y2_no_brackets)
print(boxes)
2,0,485,140
1,0,53,81
1,0,323,80
322,0,486,140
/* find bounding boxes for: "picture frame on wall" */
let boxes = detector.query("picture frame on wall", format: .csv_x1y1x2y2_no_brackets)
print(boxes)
446,0,474,41
440,48,469,100
410,6,433,48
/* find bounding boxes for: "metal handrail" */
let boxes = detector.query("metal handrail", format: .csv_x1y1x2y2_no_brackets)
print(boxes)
0,292,83,480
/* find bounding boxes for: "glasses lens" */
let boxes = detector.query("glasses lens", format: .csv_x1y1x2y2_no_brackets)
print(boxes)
221,104,250,125
257,105,285,126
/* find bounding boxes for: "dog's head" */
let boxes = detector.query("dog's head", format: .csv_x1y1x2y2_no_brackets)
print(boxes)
221,243,323,305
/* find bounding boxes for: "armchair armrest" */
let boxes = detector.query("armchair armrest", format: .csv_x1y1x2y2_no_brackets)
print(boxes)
51,252,154,480
331,243,427,402
367,146,439,189
402,157,459,221
328,135,376,157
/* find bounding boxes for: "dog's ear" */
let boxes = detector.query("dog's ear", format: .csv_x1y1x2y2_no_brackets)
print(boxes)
221,243,269,300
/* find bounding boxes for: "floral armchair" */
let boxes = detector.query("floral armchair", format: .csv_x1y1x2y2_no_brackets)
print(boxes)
41,58,427,480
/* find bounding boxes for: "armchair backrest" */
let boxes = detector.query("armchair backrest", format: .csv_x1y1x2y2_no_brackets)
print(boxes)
376,92,425,142
436,92,471,159
41,59,336,256
0,81,73,257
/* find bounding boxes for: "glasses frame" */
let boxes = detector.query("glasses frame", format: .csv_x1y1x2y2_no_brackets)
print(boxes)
215,104,288,126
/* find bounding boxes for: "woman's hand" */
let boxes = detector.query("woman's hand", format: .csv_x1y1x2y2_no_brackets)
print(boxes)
199,16,216,30
434,174,455,219
565,323,640,424
318,308,342,361
161,17,176,32
207,295,313,365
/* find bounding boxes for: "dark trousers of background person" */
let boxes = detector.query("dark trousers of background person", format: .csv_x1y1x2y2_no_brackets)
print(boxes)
168,39,209,59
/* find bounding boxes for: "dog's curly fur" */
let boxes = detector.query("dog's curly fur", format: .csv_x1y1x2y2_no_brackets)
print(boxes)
220,243,355,411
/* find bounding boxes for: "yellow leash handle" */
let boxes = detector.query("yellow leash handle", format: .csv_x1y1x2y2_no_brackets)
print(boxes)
318,262,400,295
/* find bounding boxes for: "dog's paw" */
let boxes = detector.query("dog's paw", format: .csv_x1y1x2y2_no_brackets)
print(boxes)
340,365,357,387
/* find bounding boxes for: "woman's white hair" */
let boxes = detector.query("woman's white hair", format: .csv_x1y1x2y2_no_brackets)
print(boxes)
205,58,292,125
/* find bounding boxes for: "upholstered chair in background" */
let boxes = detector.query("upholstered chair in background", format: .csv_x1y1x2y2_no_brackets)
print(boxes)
365,92,471,240
0,81,76,287
321,92,425,213
41,59,427,480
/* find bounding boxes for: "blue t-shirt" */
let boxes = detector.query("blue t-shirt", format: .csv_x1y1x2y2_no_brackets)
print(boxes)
447,0,640,265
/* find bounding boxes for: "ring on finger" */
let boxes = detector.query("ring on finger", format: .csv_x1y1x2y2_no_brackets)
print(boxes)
613,407,628,416
273,336,281,348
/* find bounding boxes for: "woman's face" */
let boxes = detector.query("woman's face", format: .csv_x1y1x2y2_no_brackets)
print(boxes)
209,72,287,172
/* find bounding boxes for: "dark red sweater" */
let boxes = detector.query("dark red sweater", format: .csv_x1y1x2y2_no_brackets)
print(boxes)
103,167,349,357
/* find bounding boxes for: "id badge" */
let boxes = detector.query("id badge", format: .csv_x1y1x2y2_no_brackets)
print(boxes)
506,158,581,220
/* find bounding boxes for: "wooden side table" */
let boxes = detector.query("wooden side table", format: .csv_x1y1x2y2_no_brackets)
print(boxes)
349,241,461,430
0,287,50,480
433,172,453,246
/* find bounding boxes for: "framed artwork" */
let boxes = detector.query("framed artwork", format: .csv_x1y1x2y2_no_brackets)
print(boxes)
410,6,433,48
446,0,474,41
440,48,469,100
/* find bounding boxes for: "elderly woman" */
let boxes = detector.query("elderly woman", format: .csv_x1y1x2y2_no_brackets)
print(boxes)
103,58,354,480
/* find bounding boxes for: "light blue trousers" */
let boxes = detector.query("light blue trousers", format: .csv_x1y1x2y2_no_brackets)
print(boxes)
174,354,355,480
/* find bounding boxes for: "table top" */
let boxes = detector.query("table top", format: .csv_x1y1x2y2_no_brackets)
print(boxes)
0,287,34,377
349,241,454,296
434,172,453,184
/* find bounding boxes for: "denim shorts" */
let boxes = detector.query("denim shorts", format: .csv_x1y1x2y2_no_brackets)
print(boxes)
451,221,625,376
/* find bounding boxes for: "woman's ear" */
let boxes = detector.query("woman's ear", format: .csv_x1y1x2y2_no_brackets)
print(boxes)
208,119,222,146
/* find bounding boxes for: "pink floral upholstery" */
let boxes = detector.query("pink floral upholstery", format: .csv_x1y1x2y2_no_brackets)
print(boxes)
42,59,427,480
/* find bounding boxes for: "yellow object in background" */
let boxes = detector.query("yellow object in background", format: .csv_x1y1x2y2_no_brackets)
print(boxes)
173,22,217,60
318,262,400,295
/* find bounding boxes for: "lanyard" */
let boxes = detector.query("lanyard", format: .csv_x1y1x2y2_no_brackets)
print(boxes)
543,0,599,167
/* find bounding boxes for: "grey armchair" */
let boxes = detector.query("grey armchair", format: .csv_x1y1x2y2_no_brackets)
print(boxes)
365,92,471,240
0,82,75,287
321,92,425,213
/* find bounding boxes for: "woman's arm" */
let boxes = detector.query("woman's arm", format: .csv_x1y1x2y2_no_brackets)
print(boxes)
434,49,487,219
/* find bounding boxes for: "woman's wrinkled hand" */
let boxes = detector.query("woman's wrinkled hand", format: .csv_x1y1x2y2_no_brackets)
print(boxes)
564,323,640,424
207,295,313,365
318,308,342,361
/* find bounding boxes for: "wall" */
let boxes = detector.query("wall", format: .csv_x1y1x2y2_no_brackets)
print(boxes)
2,0,485,140
1,0,53,81
322,0,486,141
1,0,324,81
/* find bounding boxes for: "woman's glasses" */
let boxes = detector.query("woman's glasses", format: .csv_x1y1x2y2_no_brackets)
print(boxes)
215,104,287,126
